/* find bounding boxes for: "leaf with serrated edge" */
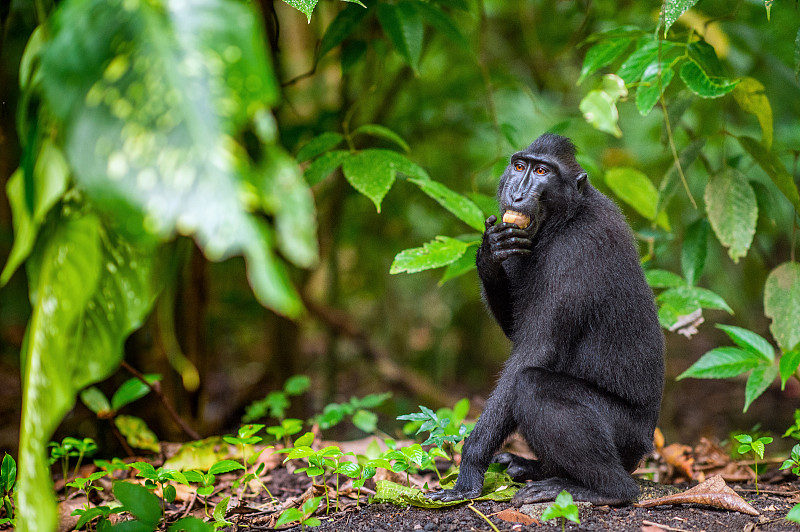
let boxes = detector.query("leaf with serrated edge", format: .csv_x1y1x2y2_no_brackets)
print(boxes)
737,136,800,214
779,350,800,390
744,364,778,412
342,150,397,212
764,262,800,352
717,325,774,362
679,59,739,99
660,0,700,36
677,347,765,380
390,236,469,274
409,178,485,231
377,2,423,72
733,78,773,149
578,38,634,85
704,168,757,263
282,0,319,22
646,269,685,289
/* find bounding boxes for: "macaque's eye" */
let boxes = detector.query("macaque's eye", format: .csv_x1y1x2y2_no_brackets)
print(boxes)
535,165,547,175
514,162,525,172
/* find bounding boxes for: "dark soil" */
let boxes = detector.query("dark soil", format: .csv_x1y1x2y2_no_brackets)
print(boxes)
280,486,800,532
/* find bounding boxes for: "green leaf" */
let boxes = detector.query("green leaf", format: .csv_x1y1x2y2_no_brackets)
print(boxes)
353,124,410,152
390,236,470,274
352,410,378,433
645,269,685,289
733,77,773,149
342,149,427,211
1,140,69,285
114,481,161,526
408,178,485,232
681,219,708,286
318,4,370,59
737,136,800,214
717,325,774,362
377,2,423,72
742,364,778,414
439,244,478,285
617,39,675,84
115,416,160,453
735,434,753,444
213,495,231,523
169,516,214,532
284,375,311,395
687,40,725,77
580,89,622,138
636,63,675,116
704,169,757,263
276,508,304,527
604,167,669,229
659,0,699,36
296,133,344,163
80,387,112,415
764,262,800,352
657,138,705,213
677,347,766,380
282,0,319,23
1,454,17,493
679,59,739,98
763,0,774,20
413,2,470,50
111,375,159,411
209,459,246,475
788,504,800,524
578,37,634,85
305,150,351,186
780,350,800,390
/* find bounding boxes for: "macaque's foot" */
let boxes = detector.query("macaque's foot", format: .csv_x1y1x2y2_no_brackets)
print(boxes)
491,452,543,481
426,486,482,502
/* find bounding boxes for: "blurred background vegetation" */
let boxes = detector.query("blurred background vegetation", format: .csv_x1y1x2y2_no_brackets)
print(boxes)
0,0,798,468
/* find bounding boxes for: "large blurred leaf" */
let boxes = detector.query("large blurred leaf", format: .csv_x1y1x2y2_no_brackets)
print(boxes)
390,236,469,274
578,37,634,85
704,169,757,263
737,136,800,214
733,78,773,149
377,2,423,72
39,0,305,317
604,167,669,230
16,212,159,532
409,178,484,232
764,262,800,352
318,4,371,59
580,76,627,138
679,59,739,98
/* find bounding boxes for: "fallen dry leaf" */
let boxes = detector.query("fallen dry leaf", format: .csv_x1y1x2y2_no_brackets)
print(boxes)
660,443,695,481
495,507,537,525
635,474,759,516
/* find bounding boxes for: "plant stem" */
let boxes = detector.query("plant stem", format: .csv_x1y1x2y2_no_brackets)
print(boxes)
467,503,500,532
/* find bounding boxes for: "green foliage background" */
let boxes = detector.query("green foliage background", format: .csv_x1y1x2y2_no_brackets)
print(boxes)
0,0,799,530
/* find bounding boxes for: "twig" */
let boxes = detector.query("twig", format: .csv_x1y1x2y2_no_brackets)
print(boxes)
642,519,692,532
467,502,501,532
121,360,201,440
109,420,136,457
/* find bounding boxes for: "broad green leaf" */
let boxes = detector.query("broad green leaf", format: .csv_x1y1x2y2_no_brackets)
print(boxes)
660,0,699,36
209,460,245,475
408,178,485,231
578,37,634,85
276,508,304,527
352,409,378,433
658,285,732,314
304,150,351,186
282,0,319,23
636,63,675,116
677,347,766,380
687,40,725,77
111,375,159,411
115,415,160,453
645,269,685,289
1,140,69,285
342,150,397,211
733,78,773,149
169,516,214,532
353,124,410,152
580,89,622,138
681,219,708,286
296,133,344,163
79,387,111,415
213,495,231,522
390,236,469,274
114,481,161,526
40,0,303,317
704,168,757,263
318,4,370,59
374,471,520,507
617,39,675,84
744,364,779,412
604,167,669,229
737,136,800,214
764,262,800,352
780,350,800,390
679,59,739,98
377,2,423,72
717,325,774,362
1,454,16,492
284,375,311,395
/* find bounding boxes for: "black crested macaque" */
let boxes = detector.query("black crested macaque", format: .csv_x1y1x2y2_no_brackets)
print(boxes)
428,134,664,506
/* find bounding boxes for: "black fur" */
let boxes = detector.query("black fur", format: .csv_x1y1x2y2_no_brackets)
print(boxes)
427,134,664,506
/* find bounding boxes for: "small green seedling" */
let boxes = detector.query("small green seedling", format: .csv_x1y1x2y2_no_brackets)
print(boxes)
335,457,391,507
67,470,110,525
184,468,220,516
541,490,581,532
275,496,322,530
780,444,800,476
130,462,190,516
266,418,303,446
735,433,773,495
243,374,311,422
313,392,392,433
0,453,16,526
223,425,275,499
111,481,210,531
279,432,342,513
397,400,472,460
784,410,800,440
212,495,233,529
49,437,98,488
385,444,426,487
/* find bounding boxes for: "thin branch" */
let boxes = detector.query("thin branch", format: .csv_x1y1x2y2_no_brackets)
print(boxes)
121,360,201,440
